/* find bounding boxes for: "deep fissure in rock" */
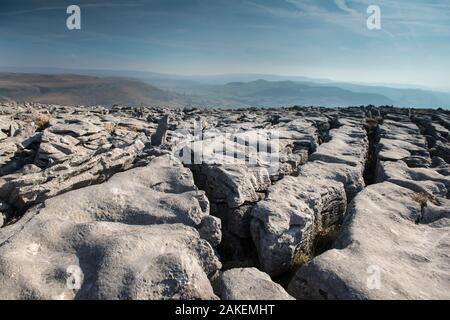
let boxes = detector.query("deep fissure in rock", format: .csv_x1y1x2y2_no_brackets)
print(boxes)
186,163,261,270
281,111,382,288
363,117,381,185
183,115,337,279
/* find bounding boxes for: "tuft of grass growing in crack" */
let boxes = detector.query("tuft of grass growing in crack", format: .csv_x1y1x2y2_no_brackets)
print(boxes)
412,192,439,207
312,225,341,256
291,250,312,270
412,192,440,224
33,114,51,131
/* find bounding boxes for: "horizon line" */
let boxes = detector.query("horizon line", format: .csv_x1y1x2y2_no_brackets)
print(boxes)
1,65,449,94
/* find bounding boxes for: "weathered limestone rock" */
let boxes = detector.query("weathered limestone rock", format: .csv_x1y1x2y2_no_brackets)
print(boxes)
192,164,271,209
216,268,294,300
309,122,368,167
0,222,220,300
199,216,222,247
2,103,449,301
0,140,18,168
377,160,450,197
300,120,368,200
35,130,90,167
250,176,347,276
299,161,365,200
0,138,145,209
377,120,431,167
151,114,168,146
288,182,450,300
432,140,450,163
413,115,450,163
17,155,208,226
0,155,221,300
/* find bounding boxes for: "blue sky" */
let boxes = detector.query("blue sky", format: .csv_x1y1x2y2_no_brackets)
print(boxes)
1,0,449,90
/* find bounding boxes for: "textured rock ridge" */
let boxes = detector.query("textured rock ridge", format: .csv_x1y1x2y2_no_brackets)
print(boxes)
1,102,449,300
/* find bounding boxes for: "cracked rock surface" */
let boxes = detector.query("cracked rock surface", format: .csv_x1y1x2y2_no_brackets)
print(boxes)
0,102,449,300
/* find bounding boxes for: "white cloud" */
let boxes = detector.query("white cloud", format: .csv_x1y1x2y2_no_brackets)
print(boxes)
334,0,358,16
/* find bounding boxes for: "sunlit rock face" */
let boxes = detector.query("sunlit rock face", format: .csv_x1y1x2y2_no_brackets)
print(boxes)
0,102,449,300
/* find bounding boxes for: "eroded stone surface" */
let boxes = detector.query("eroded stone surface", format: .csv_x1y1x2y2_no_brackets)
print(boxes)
216,268,294,300
250,176,346,276
288,182,450,300
1,102,449,300
0,155,221,300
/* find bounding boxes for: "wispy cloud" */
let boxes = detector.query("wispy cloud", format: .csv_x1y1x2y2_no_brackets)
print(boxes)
245,0,450,38
334,0,358,15
0,2,141,17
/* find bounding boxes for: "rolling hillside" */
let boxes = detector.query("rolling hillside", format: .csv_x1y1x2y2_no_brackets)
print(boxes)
0,73,183,107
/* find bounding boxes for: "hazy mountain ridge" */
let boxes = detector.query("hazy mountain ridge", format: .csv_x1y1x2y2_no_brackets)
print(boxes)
215,79,395,107
1,68,449,109
0,73,183,107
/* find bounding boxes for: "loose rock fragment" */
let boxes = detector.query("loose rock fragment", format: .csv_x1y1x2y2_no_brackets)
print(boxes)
217,268,294,300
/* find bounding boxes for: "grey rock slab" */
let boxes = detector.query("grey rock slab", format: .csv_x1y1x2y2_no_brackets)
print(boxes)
377,120,431,167
431,140,450,163
193,164,271,208
199,215,222,247
309,124,368,167
217,268,294,300
12,155,210,227
250,175,347,276
1,138,145,209
288,182,450,300
377,160,450,197
34,130,90,167
0,221,220,300
0,155,221,299
299,161,365,200
151,114,169,146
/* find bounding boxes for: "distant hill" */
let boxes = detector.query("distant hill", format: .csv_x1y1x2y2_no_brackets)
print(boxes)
1,69,449,109
330,82,450,109
171,79,394,108
219,79,395,107
0,73,183,107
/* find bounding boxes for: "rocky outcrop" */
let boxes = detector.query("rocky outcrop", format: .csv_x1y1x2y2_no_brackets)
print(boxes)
250,176,346,276
192,165,271,209
34,118,110,168
216,268,294,300
377,160,450,197
0,155,221,299
151,114,169,146
0,222,220,300
288,182,450,300
288,108,450,300
1,102,449,301
0,138,145,210
178,112,337,264
413,114,450,163
250,116,368,276
376,119,431,167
